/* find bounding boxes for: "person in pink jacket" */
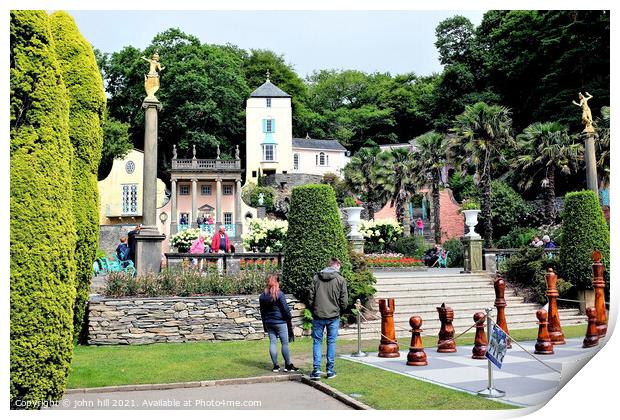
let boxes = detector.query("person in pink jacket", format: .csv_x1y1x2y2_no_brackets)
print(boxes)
190,235,206,270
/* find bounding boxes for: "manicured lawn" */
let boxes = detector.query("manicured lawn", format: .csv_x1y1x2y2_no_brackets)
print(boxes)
68,324,586,409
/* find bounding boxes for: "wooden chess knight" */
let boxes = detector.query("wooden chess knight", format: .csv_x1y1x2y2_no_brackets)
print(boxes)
378,298,400,357
437,303,456,353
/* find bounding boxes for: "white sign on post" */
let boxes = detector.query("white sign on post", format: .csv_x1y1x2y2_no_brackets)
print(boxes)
486,324,508,369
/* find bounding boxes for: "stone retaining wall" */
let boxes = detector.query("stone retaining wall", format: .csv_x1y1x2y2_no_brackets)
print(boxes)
88,295,306,345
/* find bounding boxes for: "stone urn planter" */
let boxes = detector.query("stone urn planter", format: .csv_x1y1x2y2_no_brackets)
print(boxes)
462,209,481,238
344,207,364,239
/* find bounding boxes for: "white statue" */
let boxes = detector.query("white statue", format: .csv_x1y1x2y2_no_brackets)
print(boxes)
258,192,265,206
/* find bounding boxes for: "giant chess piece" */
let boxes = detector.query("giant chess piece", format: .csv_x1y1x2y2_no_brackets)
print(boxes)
583,307,600,348
437,303,456,353
592,251,608,338
534,309,554,355
407,316,427,366
378,298,400,357
472,312,487,359
545,268,565,345
494,274,512,348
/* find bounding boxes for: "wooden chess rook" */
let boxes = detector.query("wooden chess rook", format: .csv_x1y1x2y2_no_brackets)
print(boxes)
534,308,554,355
472,312,487,359
407,316,428,366
592,251,607,338
437,303,456,352
378,298,400,357
545,268,565,344
583,307,600,348
494,274,512,348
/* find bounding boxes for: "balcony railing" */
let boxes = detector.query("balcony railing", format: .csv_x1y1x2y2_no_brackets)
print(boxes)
178,223,237,237
171,158,241,170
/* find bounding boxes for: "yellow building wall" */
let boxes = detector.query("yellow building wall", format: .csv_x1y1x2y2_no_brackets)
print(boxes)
98,149,167,225
245,96,293,184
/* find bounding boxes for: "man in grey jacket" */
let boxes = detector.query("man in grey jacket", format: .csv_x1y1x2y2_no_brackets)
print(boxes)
308,257,348,380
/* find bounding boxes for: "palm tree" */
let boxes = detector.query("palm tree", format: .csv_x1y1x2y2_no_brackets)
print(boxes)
412,131,448,244
451,102,514,247
512,122,582,225
343,146,386,219
595,106,610,187
372,147,417,236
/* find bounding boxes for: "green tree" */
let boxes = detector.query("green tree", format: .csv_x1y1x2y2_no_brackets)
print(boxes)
559,190,609,290
372,147,417,236
99,112,133,180
511,122,582,225
343,146,386,219
412,131,448,244
435,15,476,66
50,12,107,341
451,102,514,247
595,106,610,187
10,10,77,408
282,185,352,305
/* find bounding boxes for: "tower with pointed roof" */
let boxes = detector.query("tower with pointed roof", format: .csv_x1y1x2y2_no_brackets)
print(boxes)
245,72,293,184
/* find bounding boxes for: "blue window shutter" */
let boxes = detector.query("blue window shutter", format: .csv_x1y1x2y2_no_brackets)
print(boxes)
262,119,267,133
271,119,276,133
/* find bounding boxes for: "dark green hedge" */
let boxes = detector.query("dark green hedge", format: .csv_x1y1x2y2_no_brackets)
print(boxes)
50,11,106,341
559,190,610,289
10,10,77,408
282,184,352,304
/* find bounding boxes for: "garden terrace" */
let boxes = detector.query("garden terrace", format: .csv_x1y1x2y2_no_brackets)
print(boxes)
164,252,283,273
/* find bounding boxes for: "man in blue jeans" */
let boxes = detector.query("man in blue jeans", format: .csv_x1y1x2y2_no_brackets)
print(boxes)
307,257,348,380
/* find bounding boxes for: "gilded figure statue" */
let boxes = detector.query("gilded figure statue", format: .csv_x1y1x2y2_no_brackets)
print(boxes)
142,51,165,101
572,92,595,133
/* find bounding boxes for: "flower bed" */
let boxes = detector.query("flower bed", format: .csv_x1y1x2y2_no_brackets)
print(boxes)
365,253,424,268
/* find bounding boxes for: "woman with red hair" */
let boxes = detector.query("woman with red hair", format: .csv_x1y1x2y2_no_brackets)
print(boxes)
259,275,298,373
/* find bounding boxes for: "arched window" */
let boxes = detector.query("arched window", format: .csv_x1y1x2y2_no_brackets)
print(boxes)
293,153,299,171
319,152,326,166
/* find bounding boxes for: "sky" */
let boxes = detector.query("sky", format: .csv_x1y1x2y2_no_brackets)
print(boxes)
69,10,484,78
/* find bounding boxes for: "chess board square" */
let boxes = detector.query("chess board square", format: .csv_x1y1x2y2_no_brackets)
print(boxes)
408,366,518,384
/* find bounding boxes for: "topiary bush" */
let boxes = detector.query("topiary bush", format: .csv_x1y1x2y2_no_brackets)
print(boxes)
442,238,464,268
559,190,610,290
10,10,77,408
50,11,106,342
282,184,352,305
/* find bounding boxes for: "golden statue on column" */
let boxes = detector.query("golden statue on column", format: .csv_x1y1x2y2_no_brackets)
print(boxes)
142,51,165,101
572,92,595,133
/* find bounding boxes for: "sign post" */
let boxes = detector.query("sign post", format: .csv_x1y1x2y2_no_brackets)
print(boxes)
478,308,506,398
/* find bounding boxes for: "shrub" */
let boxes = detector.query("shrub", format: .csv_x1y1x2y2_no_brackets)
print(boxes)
559,190,610,289
282,184,352,305
495,227,539,249
502,247,572,304
346,250,376,317
442,238,464,268
461,199,480,210
449,173,477,203
10,10,77,408
170,228,202,252
241,181,276,211
343,196,357,208
242,218,288,252
359,219,403,253
393,235,426,257
321,172,351,205
50,11,106,341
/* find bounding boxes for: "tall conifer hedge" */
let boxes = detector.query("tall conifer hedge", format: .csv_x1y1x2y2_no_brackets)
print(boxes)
10,10,77,408
50,11,106,340
559,190,610,289
282,184,352,304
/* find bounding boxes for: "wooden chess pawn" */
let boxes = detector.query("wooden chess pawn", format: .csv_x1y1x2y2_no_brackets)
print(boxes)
437,303,456,353
378,298,400,357
472,312,487,359
545,268,565,345
592,251,608,338
583,307,600,348
494,274,512,348
534,308,554,355
407,316,428,366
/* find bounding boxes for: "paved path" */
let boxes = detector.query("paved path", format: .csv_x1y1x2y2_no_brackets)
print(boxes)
54,381,352,410
341,337,601,407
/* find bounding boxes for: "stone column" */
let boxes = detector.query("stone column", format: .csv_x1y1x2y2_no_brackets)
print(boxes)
235,178,243,238
170,178,178,235
583,132,599,196
191,178,198,228
215,177,222,226
135,98,165,275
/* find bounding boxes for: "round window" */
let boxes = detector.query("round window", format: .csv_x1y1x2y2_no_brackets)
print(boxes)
125,160,135,174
